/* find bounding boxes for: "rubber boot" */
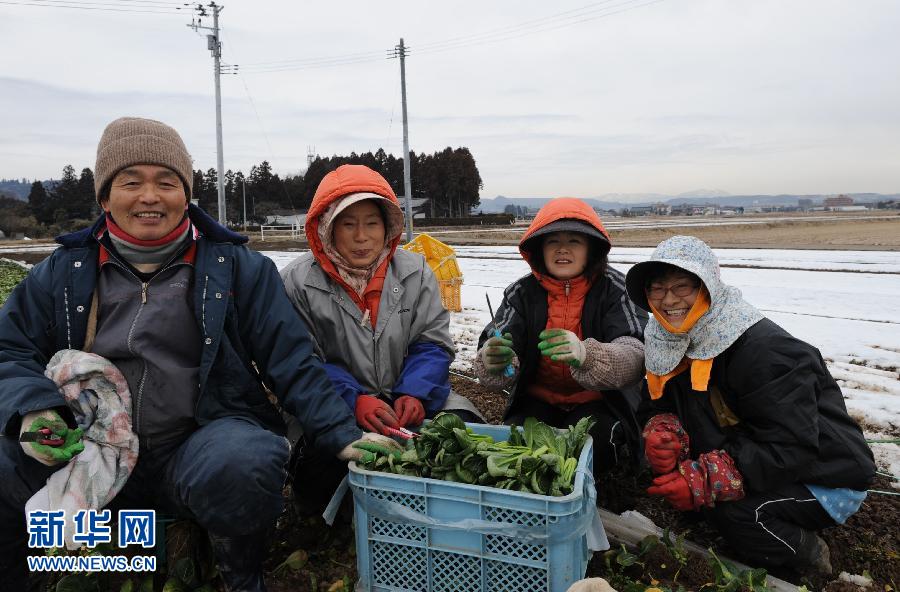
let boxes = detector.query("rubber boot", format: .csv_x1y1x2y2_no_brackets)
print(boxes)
208,531,269,592
793,531,833,576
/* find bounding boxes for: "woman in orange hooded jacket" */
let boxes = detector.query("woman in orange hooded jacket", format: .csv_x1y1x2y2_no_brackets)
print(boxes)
281,164,483,511
473,198,648,471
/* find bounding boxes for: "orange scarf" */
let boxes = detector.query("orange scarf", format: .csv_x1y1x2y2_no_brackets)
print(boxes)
645,287,713,399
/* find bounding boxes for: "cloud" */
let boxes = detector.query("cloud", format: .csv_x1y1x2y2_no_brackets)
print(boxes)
2,0,899,195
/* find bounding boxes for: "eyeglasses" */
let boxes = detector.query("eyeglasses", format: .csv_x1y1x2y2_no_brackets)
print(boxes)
646,282,699,300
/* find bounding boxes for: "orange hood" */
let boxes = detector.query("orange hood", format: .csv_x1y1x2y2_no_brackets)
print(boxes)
518,197,611,270
305,164,405,266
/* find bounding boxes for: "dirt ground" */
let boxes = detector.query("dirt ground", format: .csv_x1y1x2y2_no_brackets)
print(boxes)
451,374,900,592
11,212,900,590
418,213,900,250
4,212,899,261
245,375,899,592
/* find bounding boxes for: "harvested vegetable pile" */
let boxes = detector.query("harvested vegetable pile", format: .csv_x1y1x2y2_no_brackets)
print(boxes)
0,259,28,307
354,412,594,496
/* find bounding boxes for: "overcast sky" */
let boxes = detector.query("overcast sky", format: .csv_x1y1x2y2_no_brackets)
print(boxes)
1,0,898,199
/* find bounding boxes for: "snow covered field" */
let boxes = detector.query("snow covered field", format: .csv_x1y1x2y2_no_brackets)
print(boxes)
268,246,900,480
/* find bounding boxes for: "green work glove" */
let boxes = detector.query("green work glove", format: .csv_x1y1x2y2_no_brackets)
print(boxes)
337,432,402,463
538,329,587,368
479,332,515,375
19,409,85,466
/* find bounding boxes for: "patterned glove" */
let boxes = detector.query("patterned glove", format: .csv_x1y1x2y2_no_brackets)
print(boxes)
646,470,694,511
678,450,745,509
19,409,84,466
479,332,515,375
393,396,425,427
537,329,586,368
337,432,403,462
354,395,400,435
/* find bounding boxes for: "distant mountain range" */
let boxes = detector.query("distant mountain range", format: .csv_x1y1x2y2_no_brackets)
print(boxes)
476,192,900,213
0,179,32,200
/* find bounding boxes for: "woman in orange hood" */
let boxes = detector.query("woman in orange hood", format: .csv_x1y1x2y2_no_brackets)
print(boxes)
474,198,648,471
281,164,483,511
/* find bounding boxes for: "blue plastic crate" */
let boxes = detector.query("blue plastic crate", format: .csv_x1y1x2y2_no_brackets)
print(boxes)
349,423,604,592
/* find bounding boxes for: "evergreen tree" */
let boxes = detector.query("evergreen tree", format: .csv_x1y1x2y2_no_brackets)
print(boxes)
27,181,53,225
51,165,80,222
193,169,218,215
74,168,97,219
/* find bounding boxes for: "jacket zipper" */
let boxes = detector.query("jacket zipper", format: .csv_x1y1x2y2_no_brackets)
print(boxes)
103,251,187,445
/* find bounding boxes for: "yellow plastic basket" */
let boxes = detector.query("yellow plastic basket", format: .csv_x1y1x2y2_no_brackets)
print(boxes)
402,233,463,312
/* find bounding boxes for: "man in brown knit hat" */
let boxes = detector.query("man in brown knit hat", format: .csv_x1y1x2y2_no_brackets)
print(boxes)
0,117,397,591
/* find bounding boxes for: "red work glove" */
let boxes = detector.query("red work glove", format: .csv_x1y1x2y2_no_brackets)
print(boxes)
393,395,425,427
646,471,694,512
642,413,690,475
679,451,745,509
644,431,683,474
354,395,400,435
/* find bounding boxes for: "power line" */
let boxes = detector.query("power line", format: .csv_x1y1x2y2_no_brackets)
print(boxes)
415,0,643,52
114,0,195,6
218,29,302,217
226,0,666,74
6,0,194,7
415,0,666,56
236,54,389,74
0,0,197,14
239,48,387,68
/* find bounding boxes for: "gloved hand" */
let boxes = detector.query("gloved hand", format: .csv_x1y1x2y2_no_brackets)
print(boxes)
479,332,515,375
644,430,683,474
337,432,403,462
19,409,84,467
679,451,745,508
642,413,690,474
565,578,617,592
354,395,400,435
646,470,694,511
393,395,425,427
537,329,586,368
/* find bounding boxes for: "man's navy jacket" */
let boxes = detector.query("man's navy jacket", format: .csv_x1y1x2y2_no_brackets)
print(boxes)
0,205,361,456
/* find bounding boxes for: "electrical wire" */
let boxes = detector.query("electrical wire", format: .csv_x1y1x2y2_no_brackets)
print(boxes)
236,54,389,74
415,0,652,53
234,0,666,74
0,0,197,14
239,48,388,69
415,0,666,57
219,29,303,217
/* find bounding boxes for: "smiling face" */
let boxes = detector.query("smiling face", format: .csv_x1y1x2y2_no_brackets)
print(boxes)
102,164,187,241
646,270,701,328
541,231,589,281
332,199,386,268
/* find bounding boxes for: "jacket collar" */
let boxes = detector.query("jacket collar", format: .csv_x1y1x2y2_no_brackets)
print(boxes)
55,204,248,248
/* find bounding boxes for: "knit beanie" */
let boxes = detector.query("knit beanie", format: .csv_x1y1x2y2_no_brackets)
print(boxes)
94,117,194,203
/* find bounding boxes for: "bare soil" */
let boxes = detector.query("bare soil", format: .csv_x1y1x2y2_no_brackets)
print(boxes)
420,214,900,250
5,213,899,263
451,374,900,591
14,212,900,590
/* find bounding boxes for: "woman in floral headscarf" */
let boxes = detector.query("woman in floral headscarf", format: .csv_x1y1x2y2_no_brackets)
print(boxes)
625,235,874,574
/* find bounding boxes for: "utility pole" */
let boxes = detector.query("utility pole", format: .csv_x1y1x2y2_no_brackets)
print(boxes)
188,3,228,224
389,39,413,242
242,178,247,230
